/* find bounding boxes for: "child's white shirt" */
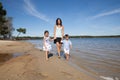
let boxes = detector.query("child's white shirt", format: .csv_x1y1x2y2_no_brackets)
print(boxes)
63,39,72,51
44,36,50,46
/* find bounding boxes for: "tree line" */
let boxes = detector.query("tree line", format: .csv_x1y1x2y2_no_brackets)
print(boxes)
0,2,26,40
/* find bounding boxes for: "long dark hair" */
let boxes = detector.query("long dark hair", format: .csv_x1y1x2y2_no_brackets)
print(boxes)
56,18,62,26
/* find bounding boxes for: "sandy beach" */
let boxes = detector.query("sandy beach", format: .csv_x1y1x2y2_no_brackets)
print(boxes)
0,40,96,80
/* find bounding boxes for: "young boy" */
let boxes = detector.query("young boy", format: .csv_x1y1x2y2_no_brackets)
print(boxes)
43,30,52,60
62,34,72,61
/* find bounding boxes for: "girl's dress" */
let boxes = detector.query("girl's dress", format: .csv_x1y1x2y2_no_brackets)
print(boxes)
43,36,52,51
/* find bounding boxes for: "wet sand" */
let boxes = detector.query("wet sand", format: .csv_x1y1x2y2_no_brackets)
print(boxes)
0,40,97,80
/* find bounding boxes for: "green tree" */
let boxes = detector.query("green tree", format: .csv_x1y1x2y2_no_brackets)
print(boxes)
0,2,7,38
16,28,26,37
0,2,6,23
1,17,14,39
5,17,14,39
0,2,14,39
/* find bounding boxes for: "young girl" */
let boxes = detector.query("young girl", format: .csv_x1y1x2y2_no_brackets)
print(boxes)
43,30,52,60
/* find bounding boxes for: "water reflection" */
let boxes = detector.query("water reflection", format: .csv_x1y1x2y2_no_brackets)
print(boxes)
0,53,24,65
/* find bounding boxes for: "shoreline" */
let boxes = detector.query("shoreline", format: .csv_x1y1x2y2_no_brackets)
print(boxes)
6,36,120,40
0,40,98,80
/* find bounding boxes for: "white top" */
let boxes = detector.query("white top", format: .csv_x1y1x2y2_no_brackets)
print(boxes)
43,36,50,46
63,40,72,50
55,26,62,38
43,36,52,51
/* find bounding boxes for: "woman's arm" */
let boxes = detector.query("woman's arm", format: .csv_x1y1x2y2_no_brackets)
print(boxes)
70,45,72,49
54,25,56,39
62,26,64,39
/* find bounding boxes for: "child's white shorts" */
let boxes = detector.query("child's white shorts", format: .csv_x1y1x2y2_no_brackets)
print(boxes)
64,49,70,54
43,45,52,51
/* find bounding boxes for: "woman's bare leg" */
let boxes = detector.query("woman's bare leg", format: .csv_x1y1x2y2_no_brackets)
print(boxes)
59,43,62,50
56,42,61,57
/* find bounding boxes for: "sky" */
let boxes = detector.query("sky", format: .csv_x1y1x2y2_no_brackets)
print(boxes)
0,0,120,37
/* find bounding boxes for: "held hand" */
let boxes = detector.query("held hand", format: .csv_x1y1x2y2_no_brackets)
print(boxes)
61,37,63,40
50,38,54,41
54,37,56,40
61,40,63,44
51,38,54,41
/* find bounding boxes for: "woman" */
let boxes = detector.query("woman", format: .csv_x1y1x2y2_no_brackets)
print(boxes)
54,18,64,58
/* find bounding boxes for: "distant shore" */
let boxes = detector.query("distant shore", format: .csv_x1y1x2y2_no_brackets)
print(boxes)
6,35,120,40
0,40,97,80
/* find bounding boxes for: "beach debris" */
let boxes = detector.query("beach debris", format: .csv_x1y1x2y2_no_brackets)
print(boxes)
100,76,119,80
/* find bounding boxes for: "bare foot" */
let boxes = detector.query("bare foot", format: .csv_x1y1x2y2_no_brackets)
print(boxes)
58,56,61,59
66,59,69,61
46,58,48,61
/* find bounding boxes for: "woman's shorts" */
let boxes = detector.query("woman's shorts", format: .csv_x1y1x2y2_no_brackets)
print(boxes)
54,37,62,44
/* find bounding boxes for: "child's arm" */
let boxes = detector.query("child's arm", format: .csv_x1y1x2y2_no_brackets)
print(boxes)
50,37,54,41
70,41,72,49
70,45,72,49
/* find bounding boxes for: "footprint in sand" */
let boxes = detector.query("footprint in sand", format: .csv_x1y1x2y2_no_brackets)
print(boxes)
61,71,73,79
38,72,48,78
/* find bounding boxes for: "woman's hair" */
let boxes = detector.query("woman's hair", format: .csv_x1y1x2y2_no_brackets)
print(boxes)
56,18,62,26
44,30,49,35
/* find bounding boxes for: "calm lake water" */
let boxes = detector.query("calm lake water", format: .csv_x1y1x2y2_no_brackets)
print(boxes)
26,38,120,80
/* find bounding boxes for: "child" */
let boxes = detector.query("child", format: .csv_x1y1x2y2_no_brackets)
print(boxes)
43,30,52,60
62,34,72,61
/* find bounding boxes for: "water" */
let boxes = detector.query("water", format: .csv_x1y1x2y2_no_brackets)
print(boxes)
26,38,120,80
0,53,24,65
